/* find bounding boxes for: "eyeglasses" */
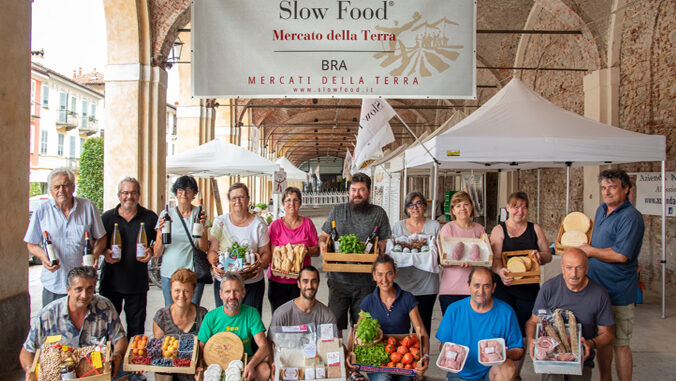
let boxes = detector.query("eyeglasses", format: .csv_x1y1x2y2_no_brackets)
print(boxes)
230,195,248,202
119,191,139,197
176,188,195,195
406,201,424,209
284,199,301,204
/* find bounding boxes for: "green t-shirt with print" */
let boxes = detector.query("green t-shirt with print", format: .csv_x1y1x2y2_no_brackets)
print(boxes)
198,304,266,355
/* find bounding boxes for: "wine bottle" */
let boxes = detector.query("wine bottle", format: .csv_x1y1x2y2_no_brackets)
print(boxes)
111,223,122,260
363,226,379,254
43,231,59,265
330,220,340,252
161,204,172,245
136,222,148,258
82,232,95,266
192,198,204,238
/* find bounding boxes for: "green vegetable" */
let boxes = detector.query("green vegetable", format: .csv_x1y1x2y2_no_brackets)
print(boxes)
231,241,249,258
354,343,389,366
256,203,268,210
338,234,366,254
356,312,380,344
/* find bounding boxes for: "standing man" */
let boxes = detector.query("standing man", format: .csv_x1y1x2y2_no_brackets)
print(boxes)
319,173,391,333
100,177,158,338
436,267,523,381
25,167,106,306
525,248,615,381
579,169,644,381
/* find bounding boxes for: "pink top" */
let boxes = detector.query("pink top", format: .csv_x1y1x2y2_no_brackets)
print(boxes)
266,216,319,284
439,221,486,295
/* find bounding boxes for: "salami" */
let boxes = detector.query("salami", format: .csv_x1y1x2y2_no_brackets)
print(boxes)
451,242,465,260
468,244,481,261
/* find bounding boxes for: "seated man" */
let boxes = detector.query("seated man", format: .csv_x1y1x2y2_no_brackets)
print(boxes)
198,272,270,381
525,248,614,381
436,267,524,381
269,265,337,328
19,266,127,378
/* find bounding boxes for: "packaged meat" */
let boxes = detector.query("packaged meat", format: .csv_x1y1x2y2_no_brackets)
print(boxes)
451,242,465,260
468,244,480,261
535,336,558,360
436,342,468,373
477,338,505,366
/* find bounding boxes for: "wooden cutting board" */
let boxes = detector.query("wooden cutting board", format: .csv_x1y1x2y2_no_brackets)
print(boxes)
204,332,244,370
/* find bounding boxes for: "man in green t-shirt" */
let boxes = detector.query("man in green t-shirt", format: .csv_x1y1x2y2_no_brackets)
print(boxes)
198,272,270,381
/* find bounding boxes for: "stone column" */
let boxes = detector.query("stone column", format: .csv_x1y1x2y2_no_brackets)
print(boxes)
0,0,30,374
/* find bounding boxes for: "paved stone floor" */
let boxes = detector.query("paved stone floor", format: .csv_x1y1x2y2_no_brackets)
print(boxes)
8,206,676,380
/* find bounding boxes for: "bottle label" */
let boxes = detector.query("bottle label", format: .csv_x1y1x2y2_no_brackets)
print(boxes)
192,223,203,237
136,244,146,258
364,243,373,254
332,242,340,253
46,244,58,263
111,245,122,259
83,255,95,267
60,369,77,380
162,221,171,234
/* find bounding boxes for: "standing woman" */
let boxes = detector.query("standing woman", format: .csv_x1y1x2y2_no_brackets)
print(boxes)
267,187,319,312
390,191,440,336
154,175,208,307
490,191,551,380
438,191,486,315
208,183,271,315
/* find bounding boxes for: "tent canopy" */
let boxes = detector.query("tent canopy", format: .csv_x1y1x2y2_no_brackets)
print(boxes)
275,157,308,181
405,78,666,170
167,139,279,177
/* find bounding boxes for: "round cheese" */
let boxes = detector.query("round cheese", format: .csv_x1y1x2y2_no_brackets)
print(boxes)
506,257,526,273
561,230,588,247
562,212,591,233
520,256,533,271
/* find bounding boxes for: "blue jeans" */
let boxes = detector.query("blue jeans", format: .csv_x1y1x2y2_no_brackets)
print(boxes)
161,276,205,307
446,372,490,381
368,373,413,381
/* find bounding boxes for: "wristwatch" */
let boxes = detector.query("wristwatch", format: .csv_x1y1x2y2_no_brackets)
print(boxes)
590,338,597,349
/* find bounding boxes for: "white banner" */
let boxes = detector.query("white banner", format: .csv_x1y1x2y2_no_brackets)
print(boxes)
192,0,476,98
342,149,353,179
273,169,288,194
632,172,676,217
353,98,396,171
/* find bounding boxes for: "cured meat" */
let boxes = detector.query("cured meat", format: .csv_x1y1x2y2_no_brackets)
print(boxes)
468,244,480,261
439,343,466,370
478,339,504,363
555,353,576,362
451,242,465,260
535,336,557,360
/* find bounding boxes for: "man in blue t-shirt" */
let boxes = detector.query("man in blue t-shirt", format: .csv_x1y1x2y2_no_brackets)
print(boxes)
436,267,523,381
525,248,615,381
578,169,643,381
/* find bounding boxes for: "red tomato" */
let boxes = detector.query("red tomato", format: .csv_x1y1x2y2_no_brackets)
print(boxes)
387,337,397,346
408,334,419,345
402,353,414,365
397,345,409,355
390,352,402,363
385,344,396,354
404,364,414,369
386,362,395,368
400,336,411,348
395,363,404,368
413,341,420,349
409,347,420,361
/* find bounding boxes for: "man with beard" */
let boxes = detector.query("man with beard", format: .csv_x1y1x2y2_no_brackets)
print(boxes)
269,265,337,328
525,248,614,381
198,272,270,381
319,173,391,333
20,266,127,378
436,267,523,381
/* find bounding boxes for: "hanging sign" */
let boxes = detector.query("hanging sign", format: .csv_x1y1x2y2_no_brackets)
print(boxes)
192,0,476,98
273,170,288,194
632,172,676,217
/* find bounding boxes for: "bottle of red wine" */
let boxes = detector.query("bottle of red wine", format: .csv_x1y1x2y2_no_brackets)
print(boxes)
330,220,340,252
192,198,204,238
162,204,172,245
363,226,379,254
43,231,59,265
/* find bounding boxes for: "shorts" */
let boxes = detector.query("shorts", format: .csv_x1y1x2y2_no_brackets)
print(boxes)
612,304,635,347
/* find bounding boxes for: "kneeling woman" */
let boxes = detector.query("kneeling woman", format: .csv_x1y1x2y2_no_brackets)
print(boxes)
347,255,429,381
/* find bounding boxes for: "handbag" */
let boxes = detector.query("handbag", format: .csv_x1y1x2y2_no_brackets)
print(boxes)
177,207,213,284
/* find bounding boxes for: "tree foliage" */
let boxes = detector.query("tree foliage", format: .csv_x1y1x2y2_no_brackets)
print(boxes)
30,182,43,197
77,137,104,211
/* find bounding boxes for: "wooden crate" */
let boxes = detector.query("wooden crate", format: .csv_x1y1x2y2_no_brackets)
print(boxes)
30,342,111,381
123,335,198,374
322,238,379,273
554,219,593,255
438,233,493,267
502,250,541,285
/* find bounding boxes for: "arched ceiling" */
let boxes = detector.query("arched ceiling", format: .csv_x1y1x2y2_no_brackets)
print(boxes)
151,0,617,166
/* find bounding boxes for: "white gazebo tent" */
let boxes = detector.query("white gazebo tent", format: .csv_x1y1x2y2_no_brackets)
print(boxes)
167,139,280,213
404,78,667,316
275,156,308,181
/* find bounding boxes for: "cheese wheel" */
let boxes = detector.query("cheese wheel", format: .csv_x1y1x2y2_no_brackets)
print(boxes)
506,257,526,273
561,230,588,246
520,256,533,271
562,212,591,233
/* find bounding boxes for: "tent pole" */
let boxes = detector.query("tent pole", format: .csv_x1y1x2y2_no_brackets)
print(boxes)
403,152,408,196
661,160,666,319
396,114,440,165
432,162,439,220
537,169,541,224
565,163,571,214
211,178,223,216
483,172,487,227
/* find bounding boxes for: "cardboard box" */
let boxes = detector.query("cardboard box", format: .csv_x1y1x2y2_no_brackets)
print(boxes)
29,342,111,381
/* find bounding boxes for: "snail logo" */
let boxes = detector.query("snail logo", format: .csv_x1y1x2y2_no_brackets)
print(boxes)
373,11,464,77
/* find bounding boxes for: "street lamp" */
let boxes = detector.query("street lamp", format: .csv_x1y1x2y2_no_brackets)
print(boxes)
165,37,184,67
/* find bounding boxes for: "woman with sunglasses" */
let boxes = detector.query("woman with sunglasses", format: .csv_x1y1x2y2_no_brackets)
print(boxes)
438,191,485,316
265,187,319,312
154,175,208,307
208,183,271,315
390,191,441,336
